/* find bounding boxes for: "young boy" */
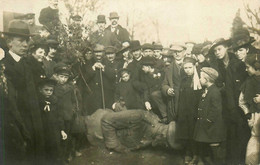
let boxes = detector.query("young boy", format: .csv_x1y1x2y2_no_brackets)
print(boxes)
113,68,144,110
52,63,83,162
38,78,67,165
193,67,226,165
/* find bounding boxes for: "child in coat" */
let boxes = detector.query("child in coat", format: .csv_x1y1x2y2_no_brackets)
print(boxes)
193,67,226,165
38,78,67,165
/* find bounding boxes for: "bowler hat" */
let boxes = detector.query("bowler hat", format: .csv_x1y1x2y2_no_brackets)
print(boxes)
142,43,153,50
93,44,105,52
167,122,183,150
105,46,117,54
109,12,119,19
209,38,231,55
130,40,141,52
116,45,130,55
141,56,155,66
232,28,255,51
201,67,218,82
3,20,32,37
71,14,82,21
97,15,106,23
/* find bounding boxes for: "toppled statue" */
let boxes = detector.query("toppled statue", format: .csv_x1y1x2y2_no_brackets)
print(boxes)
84,108,181,153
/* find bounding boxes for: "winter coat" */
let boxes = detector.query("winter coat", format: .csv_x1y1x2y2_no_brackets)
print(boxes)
193,84,226,143
175,76,202,140
106,25,130,43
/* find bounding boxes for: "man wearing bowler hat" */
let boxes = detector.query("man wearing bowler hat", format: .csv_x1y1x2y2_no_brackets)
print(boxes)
2,20,46,164
106,12,130,47
89,15,121,49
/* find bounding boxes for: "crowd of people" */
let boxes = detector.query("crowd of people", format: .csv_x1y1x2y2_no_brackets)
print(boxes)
0,0,260,165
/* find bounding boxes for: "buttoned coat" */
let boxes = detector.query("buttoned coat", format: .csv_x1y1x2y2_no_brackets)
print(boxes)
106,25,130,43
193,84,226,143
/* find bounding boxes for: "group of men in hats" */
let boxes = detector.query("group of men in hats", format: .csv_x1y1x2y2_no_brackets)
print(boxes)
1,2,260,165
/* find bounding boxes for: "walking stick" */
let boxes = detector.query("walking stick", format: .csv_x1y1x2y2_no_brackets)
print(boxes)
99,68,106,109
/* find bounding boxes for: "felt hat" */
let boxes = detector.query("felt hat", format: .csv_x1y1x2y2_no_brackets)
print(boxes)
153,43,163,50
105,46,117,54
130,40,142,52
109,12,119,19
208,38,231,55
2,20,32,37
191,44,204,55
97,15,106,23
201,67,218,81
142,43,153,50
15,13,35,20
231,28,255,51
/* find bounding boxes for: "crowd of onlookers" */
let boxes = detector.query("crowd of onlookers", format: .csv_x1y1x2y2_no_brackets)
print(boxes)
0,0,260,165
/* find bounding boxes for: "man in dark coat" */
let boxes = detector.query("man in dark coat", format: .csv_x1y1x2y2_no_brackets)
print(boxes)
84,44,117,115
89,15,121,49
2,20,46,164
106,12,130,47
162,43,186,122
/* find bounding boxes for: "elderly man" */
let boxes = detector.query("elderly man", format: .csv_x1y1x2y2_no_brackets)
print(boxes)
2,20,46,165
162,43,186,122
85,108,181,153
106,12,130,47
89,15,121,49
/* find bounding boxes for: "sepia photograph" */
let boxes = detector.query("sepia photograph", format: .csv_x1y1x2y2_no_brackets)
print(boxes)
0,0,260,164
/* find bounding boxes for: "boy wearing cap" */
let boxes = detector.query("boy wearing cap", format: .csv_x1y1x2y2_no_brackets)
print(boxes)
193,67,226,165
106,12,130,47
37,78,67,164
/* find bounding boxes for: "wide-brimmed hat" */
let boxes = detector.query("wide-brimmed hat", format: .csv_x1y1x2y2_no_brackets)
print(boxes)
105,46,117,54
2,20,32,37
109,12,119,19
232,28,255,51
130,40,141,52
167,122,183,150
208,38,231,55
97,15,106,23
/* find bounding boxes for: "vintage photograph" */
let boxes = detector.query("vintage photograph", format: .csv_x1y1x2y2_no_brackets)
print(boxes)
0,0,260,164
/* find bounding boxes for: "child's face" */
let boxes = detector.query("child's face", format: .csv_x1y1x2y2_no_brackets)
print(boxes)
56,74,69,84
245,63,257,76
121,72,130,82
199,72,208,86
183,62,194,76
39,85,54,98
32,48,46,62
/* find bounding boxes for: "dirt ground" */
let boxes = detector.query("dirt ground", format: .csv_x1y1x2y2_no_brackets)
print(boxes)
69,145,184,165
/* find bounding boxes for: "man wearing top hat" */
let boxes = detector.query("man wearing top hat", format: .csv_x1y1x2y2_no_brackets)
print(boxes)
89,15,121,49
2,20,46,164
106,12,130,47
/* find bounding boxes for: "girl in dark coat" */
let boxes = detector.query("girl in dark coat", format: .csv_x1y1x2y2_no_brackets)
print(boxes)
193,67,226,165
175,57,202,164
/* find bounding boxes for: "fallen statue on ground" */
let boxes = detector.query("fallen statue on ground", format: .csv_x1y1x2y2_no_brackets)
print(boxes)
83,108,181,153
